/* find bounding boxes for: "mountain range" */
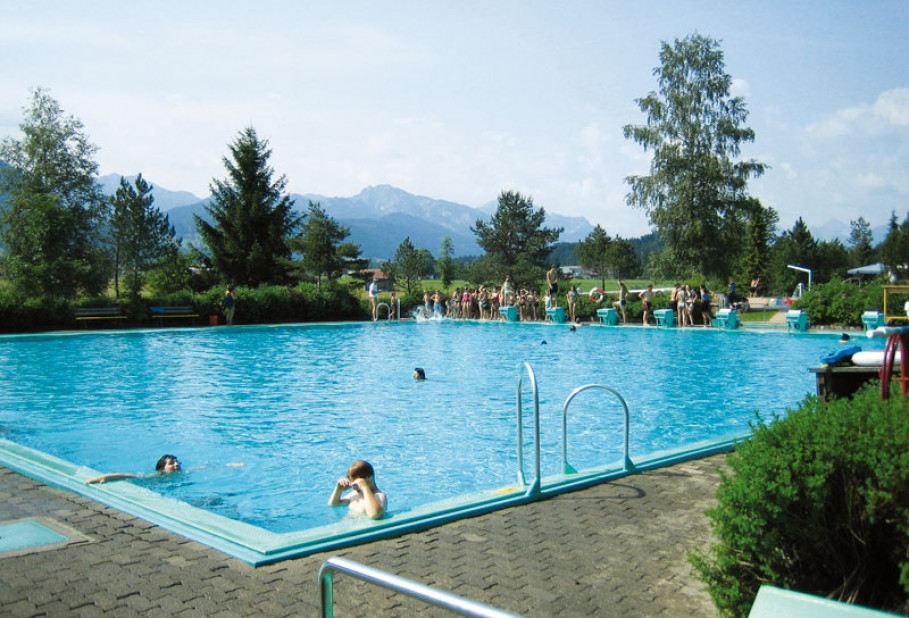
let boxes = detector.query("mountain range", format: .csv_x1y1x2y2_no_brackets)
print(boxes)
98,176,594,259
98,175,889,260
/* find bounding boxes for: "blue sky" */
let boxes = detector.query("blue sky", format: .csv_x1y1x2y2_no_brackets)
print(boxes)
2,1,906,238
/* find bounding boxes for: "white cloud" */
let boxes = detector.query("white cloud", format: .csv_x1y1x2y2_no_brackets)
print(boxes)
806,88,909,138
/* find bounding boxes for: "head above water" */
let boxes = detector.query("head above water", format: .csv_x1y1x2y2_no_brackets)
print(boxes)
347,459,375,482
413,367,426,380
155,454,180,473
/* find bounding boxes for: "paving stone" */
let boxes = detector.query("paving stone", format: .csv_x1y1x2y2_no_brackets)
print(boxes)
0,457,725,616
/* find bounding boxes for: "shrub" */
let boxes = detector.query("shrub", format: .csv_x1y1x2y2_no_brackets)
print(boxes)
690,385,909,616
794,280,883,327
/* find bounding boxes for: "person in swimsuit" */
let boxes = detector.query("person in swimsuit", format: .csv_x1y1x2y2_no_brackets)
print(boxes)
546,265,559,298
328,459,386,519
85,454,181,484
613,280,629,324
639,284,654,325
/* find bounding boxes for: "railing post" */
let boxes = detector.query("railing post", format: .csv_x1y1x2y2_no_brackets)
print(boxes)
561,384,634,475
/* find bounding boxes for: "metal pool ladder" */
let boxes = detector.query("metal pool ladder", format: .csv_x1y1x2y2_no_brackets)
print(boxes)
319,556,522,617
516,363,634,487
561,384,634,475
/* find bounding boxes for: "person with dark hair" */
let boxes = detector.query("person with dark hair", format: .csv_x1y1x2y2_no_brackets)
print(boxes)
328,459,386,519
413,367,426,380
85,454,181,484
223,285,236,326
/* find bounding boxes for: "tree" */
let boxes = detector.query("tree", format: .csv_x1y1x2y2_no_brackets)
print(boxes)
109,174,179,301
393,237,426,295
848,217,875,267
0,88,109,298
471,190,562,287
738,200,778,290
576,225,613,288
195,127,300,287
291,201,352,289
880,212,909,278
623,34,766,280
437,236,456,288
769,218,817,296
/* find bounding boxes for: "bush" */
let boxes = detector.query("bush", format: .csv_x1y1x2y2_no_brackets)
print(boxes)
794,280,884,327
691,385,909,616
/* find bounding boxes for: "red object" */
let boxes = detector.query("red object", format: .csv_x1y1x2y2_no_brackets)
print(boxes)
209,315,219,326
880,333,909,399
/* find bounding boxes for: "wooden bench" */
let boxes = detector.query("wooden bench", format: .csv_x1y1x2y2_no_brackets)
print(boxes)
74,306,127,327
150,306,199,325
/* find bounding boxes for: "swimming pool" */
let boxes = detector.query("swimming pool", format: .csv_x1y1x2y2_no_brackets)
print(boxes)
0,320,884,563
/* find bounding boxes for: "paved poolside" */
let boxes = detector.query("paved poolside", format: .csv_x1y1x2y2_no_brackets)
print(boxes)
1,453,727,617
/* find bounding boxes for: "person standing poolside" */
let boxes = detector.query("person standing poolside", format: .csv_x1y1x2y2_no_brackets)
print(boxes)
567,285,579,323
388,292,397,320
368,277,379,320
700,284,713,326
328,459,386,519
223,285,236,326
546,265,559,298
502,275,514,306
639,284,654,325
613,280,629,324
676,284,688,327
85,454,182,484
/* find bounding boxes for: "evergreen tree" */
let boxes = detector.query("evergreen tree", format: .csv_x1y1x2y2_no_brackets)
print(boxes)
739,200,778,290
393,237,425,295
109,174,179,301
880,212,909,279
471,190,562,287
576,225,613,289
623,34,766,280
291,201,351,288
770,218,818,296
437,236,455,288
0,88,109,298
195,127,300,287
848,216,876,267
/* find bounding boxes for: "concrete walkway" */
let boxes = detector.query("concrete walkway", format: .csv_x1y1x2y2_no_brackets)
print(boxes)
1,454,727,617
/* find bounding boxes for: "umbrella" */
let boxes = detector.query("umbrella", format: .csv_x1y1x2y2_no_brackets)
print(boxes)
847,262,887,276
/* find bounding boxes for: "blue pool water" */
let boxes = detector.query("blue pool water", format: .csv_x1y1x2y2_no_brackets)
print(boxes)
0,321,883,534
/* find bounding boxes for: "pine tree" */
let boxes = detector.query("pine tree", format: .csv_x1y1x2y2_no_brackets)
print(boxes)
195,127,300,287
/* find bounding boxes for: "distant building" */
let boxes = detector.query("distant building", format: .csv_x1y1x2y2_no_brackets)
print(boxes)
360,268,394,292
560,266,597,278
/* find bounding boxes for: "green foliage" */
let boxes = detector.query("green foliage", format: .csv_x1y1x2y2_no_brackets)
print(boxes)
290,201,355,288
110,174,179,302
393,237,427,295
794,280,883,326
881,212,909,279
471,190,562,288
437,236,456,288
0,88,110,298
623,34,765,280
195,126,301,287
691,386,909,616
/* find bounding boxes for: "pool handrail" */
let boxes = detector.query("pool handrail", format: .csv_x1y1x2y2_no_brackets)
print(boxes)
318,556,522,618
516,362,541,496
561,384,634,475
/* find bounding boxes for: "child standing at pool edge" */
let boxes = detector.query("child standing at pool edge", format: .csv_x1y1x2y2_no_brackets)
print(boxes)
328,460,387,519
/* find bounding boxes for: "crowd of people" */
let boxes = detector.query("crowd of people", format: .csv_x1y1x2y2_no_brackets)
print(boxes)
401,268,732,328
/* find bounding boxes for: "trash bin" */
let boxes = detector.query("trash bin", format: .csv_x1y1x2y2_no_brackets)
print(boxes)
209,315,219,326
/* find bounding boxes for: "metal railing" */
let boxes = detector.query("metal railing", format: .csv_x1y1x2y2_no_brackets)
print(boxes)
560,384,634,474
319,556,522,618
515,362,541,495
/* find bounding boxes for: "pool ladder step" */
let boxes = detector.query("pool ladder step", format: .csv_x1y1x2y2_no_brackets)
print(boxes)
516,362,634,495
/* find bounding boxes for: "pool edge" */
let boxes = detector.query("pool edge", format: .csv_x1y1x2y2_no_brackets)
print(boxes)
0,435,746,566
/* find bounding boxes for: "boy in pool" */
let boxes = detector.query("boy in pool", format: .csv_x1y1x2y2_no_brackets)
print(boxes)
328,459,386,519
85,454,181,484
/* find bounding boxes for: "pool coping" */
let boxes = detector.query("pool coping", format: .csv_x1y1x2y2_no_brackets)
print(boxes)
0,434,746,565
